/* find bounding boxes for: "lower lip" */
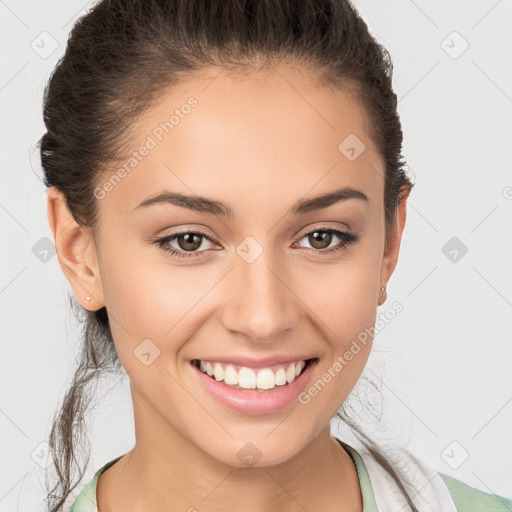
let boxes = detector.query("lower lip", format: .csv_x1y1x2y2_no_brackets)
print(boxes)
191,359,318,415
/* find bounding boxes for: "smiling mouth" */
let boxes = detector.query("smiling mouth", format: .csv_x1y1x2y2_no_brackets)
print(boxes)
191,358,317,391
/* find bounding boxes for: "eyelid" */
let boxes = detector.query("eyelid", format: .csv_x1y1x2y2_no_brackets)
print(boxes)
158,221,351,245
160,225,217,239
295,221,351,238
154,222,357,258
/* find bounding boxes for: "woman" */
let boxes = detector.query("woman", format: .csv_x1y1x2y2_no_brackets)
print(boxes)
40,0,511,510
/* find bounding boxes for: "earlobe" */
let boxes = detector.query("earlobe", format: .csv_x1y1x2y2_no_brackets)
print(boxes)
46,187,105,311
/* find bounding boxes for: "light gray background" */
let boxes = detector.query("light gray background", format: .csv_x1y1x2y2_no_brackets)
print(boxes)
1,0,511,509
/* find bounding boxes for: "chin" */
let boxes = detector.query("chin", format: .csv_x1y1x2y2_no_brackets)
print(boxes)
202,431,313,469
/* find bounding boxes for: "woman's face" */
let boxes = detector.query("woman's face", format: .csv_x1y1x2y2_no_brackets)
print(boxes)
56,63,406,467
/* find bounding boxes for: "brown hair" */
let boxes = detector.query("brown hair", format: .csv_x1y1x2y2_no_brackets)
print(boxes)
38,0,415,509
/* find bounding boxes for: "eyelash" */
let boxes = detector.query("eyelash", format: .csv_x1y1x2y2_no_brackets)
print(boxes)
153,226,359,260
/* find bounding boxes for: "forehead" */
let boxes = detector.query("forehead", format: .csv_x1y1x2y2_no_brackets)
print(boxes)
97,63,384,219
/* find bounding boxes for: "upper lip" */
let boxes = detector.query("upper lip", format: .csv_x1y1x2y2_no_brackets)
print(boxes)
192,355,316,368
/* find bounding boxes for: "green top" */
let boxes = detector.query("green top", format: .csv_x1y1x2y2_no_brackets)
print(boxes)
69,440,512,512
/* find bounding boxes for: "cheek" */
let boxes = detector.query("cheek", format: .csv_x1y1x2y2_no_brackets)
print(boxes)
293,239,382,396
296,247,381,339
98,235,218,365
295,259,380,419
99,229,190,329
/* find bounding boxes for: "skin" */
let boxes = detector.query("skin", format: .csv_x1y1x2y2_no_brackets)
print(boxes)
47,61,408,512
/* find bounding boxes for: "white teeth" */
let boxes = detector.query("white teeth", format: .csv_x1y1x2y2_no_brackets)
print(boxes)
256,369,276,390
275,367,287,386
196,359,309,390
238,367,256,389
286,364,296,383
213,363,224,381
223,364,238,385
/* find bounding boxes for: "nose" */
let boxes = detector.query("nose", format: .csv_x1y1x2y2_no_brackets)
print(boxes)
220,248,299,343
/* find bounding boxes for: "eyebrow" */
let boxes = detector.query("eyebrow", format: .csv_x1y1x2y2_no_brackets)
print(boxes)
133,186,369,218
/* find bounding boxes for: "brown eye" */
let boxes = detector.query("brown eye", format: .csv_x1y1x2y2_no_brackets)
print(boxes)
176,233,204,252
155,226,359,260
294,226,359,255
307,230,333,250
154,230,217,259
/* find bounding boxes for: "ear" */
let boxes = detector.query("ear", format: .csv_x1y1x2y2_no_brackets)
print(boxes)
378,192,409,306
46,186,105,311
